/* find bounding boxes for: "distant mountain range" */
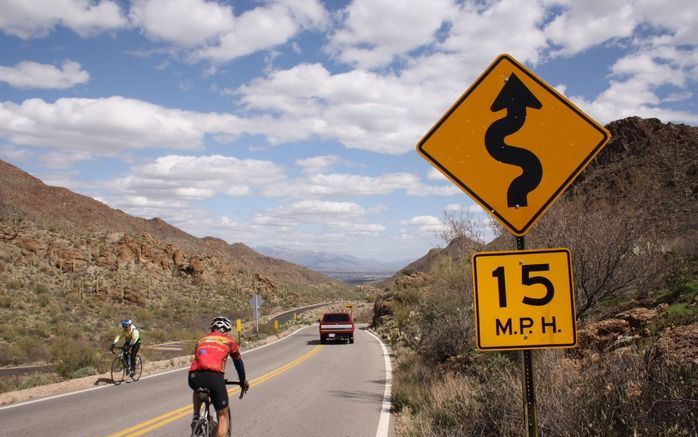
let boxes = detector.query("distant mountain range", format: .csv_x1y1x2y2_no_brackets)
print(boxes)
255,246,414,274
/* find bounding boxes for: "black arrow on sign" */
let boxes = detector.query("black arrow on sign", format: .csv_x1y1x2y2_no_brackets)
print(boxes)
484,73,542,207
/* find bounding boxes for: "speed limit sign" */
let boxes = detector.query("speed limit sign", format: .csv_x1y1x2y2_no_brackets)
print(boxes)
472,248,577,350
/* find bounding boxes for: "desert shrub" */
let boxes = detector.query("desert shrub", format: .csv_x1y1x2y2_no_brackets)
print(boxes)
134,307,153,324
0,295,12,308
430,256,472,296
32,283,49,294
6,279,22,290
393,341,697,437
0,341,24,365
147,328,169,343
396,353,521,437
637,360,696,436
69,366,99,379
16,336,48,362
50,338,102,378
17,373,62,390
529,349,695,436
419,301,473,363
391,349,435,414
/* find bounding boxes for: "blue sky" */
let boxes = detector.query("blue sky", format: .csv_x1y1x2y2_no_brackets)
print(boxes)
0,0,696,262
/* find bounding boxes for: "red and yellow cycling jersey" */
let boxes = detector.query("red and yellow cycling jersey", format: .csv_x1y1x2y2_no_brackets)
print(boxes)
189,331,241,373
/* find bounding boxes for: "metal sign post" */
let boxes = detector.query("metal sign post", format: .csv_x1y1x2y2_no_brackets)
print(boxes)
517,236,538,437
249,294,264,334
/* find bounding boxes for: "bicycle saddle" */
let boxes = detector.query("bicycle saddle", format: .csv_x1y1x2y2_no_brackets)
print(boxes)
195,388,211,402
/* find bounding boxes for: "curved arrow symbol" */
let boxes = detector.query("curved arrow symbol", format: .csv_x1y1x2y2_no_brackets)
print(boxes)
484,73,542,207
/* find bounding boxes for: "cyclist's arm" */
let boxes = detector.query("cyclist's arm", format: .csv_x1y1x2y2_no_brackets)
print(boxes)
112,332,121,346
231,350,246,382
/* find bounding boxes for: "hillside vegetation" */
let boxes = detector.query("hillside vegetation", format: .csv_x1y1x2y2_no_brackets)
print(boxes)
0,160,362,390
372,117,697,436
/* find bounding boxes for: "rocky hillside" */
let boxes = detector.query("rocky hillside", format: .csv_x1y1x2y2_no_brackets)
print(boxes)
0,159,357,372
0,160,331,285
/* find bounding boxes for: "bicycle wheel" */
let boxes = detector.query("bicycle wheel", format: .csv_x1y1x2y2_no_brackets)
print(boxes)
130,354,143,381
111,356,125,385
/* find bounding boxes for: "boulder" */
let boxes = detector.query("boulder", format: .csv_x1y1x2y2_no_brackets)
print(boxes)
616,307,659,329
653,322,698,367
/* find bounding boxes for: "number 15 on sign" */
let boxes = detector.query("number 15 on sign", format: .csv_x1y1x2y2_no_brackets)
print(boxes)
472,249,577,351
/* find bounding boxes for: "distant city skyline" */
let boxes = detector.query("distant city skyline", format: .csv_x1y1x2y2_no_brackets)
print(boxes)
0,0,696,261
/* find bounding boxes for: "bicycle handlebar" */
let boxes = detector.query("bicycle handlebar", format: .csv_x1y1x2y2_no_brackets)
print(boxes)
224,379,247,399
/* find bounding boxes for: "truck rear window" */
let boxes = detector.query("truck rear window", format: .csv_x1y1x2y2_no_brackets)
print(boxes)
322,313,351,322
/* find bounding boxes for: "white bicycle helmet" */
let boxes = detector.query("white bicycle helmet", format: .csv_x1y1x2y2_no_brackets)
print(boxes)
210,316,232,333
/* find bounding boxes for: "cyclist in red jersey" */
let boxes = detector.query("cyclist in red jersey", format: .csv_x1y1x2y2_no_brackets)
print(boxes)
188,316,249,437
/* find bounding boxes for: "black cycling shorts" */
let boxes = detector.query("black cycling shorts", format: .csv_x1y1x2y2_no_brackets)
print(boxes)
188,370,229,411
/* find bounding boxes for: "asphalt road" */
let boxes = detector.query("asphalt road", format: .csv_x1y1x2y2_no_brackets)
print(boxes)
0,325,392,437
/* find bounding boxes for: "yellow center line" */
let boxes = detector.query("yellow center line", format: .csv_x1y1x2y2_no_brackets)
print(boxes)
105,345,324,437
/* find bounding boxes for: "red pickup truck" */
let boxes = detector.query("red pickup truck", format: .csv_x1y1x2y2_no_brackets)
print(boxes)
319,312,354,344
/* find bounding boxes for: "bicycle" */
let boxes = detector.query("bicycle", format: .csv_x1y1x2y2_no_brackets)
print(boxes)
191,380,245,437
111,345,142,385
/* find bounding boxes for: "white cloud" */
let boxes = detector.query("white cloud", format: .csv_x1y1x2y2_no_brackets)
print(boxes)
129,0,235,47
327,0,456,69
544,0,638,56
635,0,698,46
235,63,440,154
110,154,286,202
262,171,459,198
405,215,443,234
0,96,251,156
443,203,483,213
295,155,342,174
0,0,127,39
545,0,698,57
249,199,384,236
440,0,546,66
0,60,89,89
427,168,447,181
574,48,698,124
192,0,329,63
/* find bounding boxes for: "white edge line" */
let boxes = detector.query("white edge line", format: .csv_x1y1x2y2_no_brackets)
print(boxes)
0,324,314,412
366,329,393,437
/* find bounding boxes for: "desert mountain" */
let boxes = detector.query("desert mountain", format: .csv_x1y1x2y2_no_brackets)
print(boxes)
0,160,357,369
0,159,332,285
255,246,412,273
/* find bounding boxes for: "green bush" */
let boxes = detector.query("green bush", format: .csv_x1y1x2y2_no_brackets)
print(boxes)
0,341,24,365
17,373,62,390
6,279,23,290
69,366,99,379
50,339,102,378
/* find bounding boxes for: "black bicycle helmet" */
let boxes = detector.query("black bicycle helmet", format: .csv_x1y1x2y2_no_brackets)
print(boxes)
210,316,232,333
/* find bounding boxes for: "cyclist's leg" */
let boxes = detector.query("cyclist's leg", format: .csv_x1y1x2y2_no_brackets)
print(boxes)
129,341,141,373
188,372,204,419
203,373,229,437
191,391,203,416
215,407,229,437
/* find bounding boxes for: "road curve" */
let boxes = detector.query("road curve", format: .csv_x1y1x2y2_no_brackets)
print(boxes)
0,325,392,437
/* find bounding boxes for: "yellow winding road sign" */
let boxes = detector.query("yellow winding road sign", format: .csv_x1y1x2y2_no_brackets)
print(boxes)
417,54,611,235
